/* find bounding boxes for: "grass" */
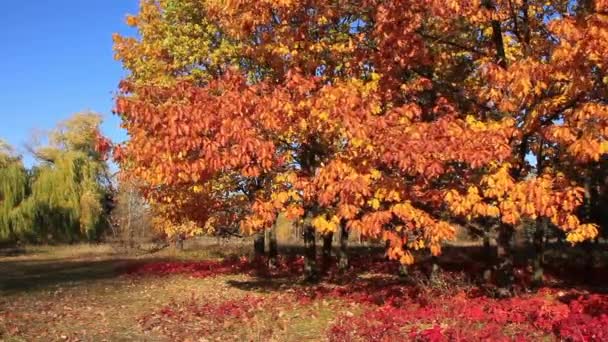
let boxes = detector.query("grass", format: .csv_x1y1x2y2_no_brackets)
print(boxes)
2,241,607,341
0,243,357,341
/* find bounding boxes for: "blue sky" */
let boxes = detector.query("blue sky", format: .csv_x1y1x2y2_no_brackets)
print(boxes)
0,1,138,166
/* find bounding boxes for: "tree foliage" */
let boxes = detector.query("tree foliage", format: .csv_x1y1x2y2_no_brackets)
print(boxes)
0,141,31,241
0,113,111,243
112,0,606,270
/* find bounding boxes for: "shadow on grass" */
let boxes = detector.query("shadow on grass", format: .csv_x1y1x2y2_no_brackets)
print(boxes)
0,256,176,295
224,243,608,295
0,247,27,257
2,241,607,297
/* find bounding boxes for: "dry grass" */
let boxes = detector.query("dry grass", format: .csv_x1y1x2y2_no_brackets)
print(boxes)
4,241,603,341
0,244,356,341
2,243,116,261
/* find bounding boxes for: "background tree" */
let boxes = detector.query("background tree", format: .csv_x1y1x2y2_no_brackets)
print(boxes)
110,179,154,249
0,140,31,243
27,112,112,242
0,113,112,244
429,0,606,291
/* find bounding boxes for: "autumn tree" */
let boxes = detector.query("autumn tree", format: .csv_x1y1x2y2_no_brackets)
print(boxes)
112,0,274,257
113,0,602,287
425,0,607,292
114,0,496,277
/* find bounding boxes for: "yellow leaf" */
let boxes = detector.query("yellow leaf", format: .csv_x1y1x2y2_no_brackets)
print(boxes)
369,198,381,210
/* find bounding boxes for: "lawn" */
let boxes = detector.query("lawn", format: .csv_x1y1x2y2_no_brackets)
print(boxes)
1,243,607,341
0,244,358,341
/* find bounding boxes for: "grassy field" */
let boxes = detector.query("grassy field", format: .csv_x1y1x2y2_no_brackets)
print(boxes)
1,242,607,341
0,243,364,341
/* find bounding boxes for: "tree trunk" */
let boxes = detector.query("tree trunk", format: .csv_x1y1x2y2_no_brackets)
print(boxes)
483,0,507,68
175,234,184,251
483,228,491,252
579,0,595,16
582,171,596,282
583,240,596,283
398,263,409,281
532,139,546,288
338,223,349,271
128,226,135,249
267,222,278,269
127,194,134,249
429,255,441,284
532,217,547,288
482,224,494,284
254,231,265,260
494,224,514,297
322,232,333,273
303,225,318,281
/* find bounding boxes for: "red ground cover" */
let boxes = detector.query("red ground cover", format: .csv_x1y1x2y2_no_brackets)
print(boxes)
327,289,608,341
123,257,254,278
125,257,608,341
138,295,269,339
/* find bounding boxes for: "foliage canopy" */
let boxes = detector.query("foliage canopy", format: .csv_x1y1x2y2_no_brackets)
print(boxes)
112,0,607,263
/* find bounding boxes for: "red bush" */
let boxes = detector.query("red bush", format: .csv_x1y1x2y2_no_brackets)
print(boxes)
327,289,608,342
125,257,608,341
123,257,253,278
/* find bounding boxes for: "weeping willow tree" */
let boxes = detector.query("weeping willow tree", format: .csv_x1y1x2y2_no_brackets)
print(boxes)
0,140,32,242
27,112,111,242
26,152,107,241
0,113,111,244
